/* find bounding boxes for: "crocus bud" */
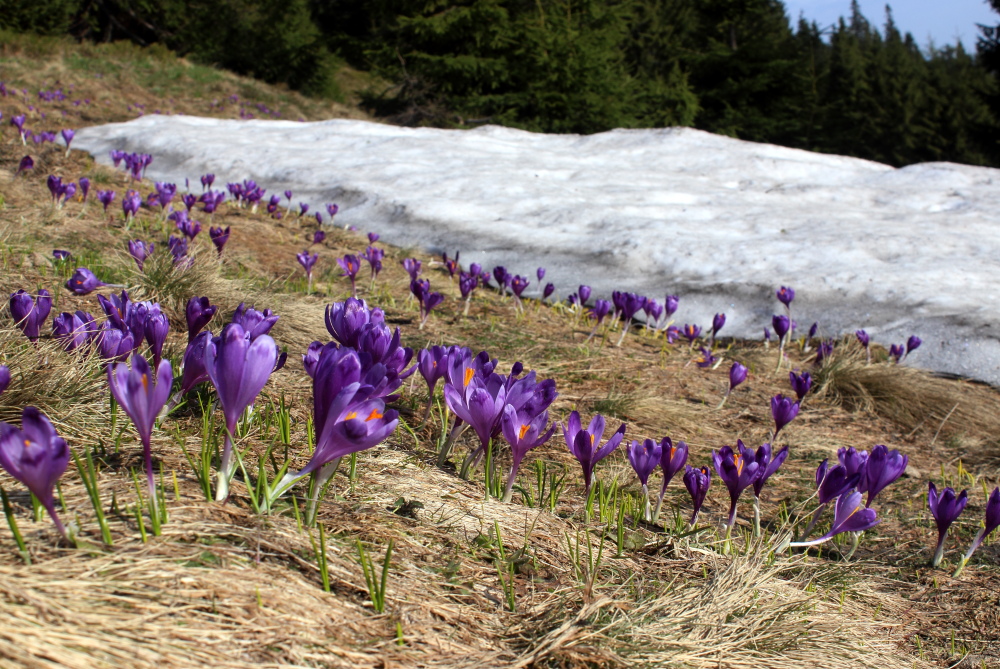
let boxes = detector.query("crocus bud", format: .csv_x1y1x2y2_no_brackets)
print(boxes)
65,267,104,295
729,362,748,390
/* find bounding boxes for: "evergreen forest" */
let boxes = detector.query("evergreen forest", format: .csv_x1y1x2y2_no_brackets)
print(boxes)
4,0,1000,167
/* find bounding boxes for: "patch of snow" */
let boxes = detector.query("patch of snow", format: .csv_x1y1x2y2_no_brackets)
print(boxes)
75,117,1000,384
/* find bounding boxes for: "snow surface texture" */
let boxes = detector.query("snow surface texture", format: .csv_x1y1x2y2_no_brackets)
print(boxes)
75,116,1000,384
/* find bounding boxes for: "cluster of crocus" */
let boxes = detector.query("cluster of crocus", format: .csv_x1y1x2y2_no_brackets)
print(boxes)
712,440,788,536
363,246,384,288
226,179,267,211
268,299,409,513
627,437,689,522
794,445,907,549
110,150,153,181
410,279,444,329
444,350,557,498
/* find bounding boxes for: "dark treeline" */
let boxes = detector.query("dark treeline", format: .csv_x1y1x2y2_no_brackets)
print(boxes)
3,0,1000,167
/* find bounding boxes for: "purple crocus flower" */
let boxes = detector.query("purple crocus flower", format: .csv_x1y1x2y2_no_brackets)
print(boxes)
802,459,863,537
60,129,75,154
955,487,1000,576
128,239,153,271
167,236,189,266
368,232,379,244
695,347,717,368
536,267,545,282
838,446,869,491
10,289,52,342
186,296,217,341
641,299,663,331
789,371,812,401
713,440,762,531
790,489,879,547
815,339,834,366
97,190,116,213
543,282,556,300
0,407,71,537
730,362,748,390
711,312,726,345
107,354,172,509
772,315,790,340
684,465,711,526
182,193,197,211
856,329,871,363
201,173,215,190
177,331,211,396
501,405,554,502
652,438,688,522
16,155,33,175
888,344,904,362
614,292,647,346
297,250,319,293
65,267,106,295
269,348,398,510
52,249,70,261
312,230,326,245
718,361,748,409
176,216,201,240
776,286,795,309
299,203,310,217
585,299,612,342
863,444,908,507
324,297,382,348
444,371,508,473
770,394,799,439
96,322,135,362
578,285,592,304
122,190,141,220
326,203,339,219
144,309,170,370
928,482,968,567
52,312,88,351
338,254,362,298
204,323,277,500
363,245,384,287
904,335,922,360
417,346,452,421
682,324,701,346
750,442,789,534
0,365,8,396
209,226,230,256
628,438,663,520
563,411,627,495
231,303,278,340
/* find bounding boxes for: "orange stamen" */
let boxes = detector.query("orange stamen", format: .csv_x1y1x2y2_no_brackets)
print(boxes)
463,368,475,387
518,424,530,440
365,409,383,422
345,411,358,420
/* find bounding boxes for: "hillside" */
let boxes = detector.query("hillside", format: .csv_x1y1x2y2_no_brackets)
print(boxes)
0,38,999,668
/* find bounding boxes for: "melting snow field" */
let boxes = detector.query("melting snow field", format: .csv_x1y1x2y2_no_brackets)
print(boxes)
75,116,1000,383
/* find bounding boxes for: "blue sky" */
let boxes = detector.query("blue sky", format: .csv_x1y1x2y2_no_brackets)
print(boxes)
782,0,997,50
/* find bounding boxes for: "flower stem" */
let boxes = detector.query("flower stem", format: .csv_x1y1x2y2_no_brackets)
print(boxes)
954,528,986,577
752,495,761,537
931,532,947,567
